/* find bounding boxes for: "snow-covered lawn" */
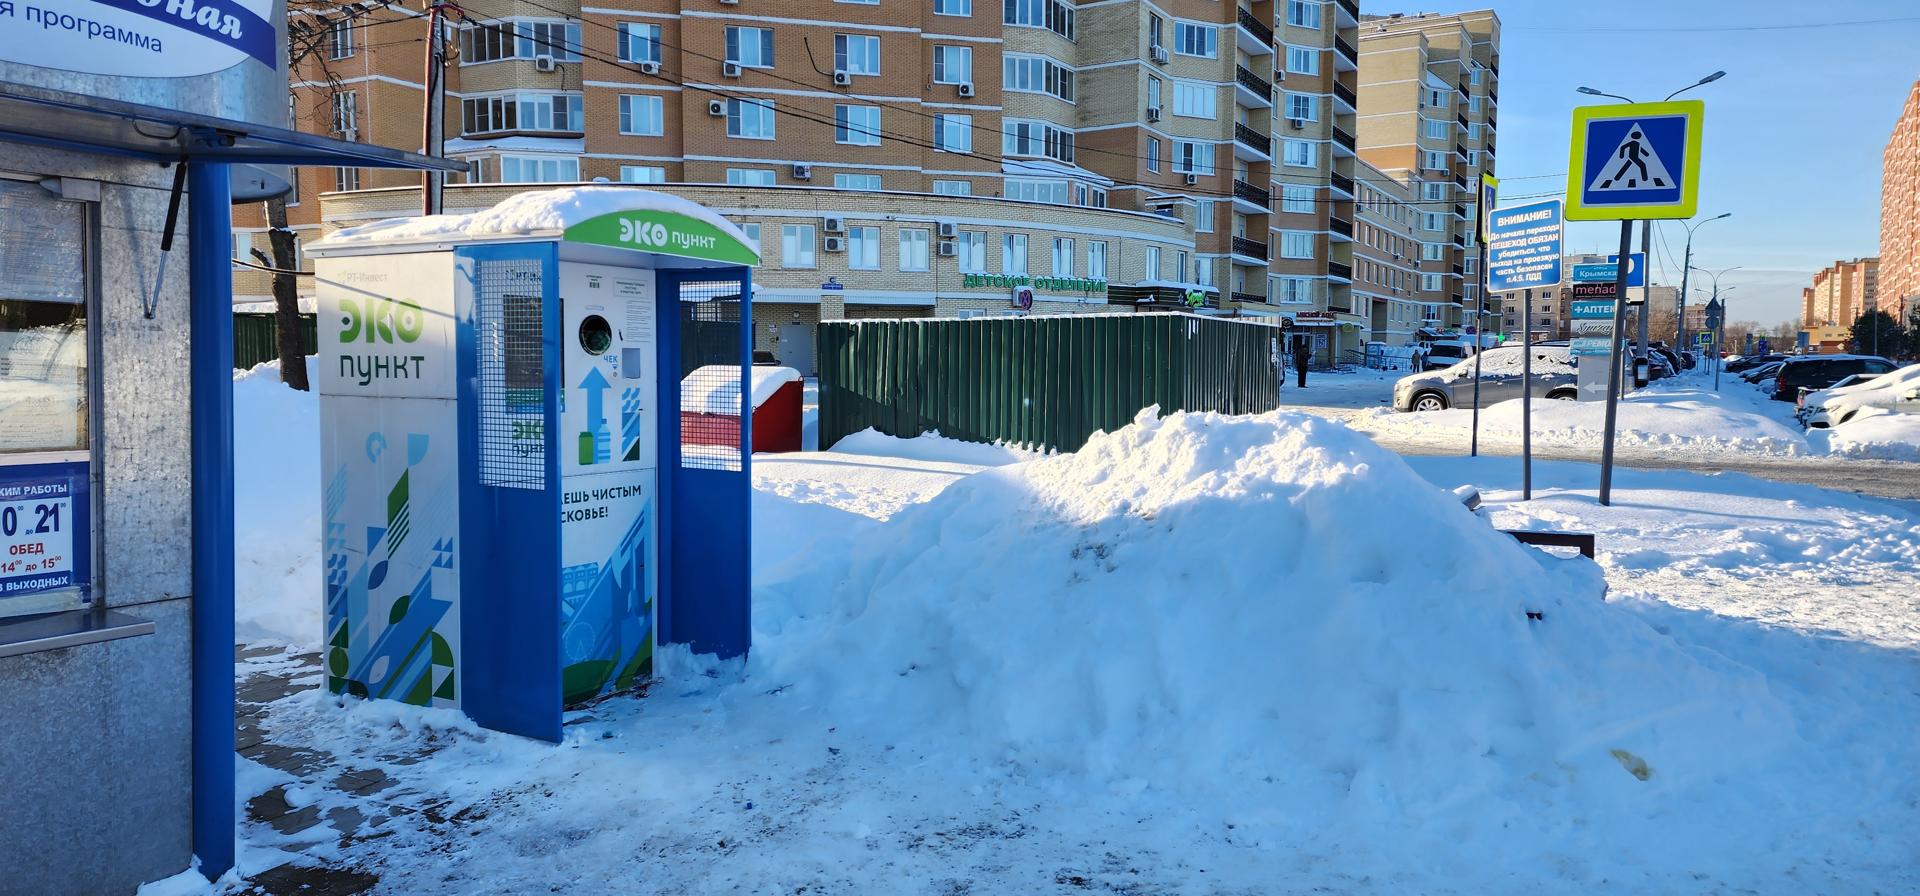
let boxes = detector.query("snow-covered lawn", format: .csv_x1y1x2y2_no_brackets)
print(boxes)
188,369,1920,895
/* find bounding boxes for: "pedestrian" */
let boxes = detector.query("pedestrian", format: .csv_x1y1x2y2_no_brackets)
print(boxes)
1294,336,1309,388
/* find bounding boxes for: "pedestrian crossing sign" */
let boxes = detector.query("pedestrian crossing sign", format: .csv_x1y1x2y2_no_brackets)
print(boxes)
1565,100,1703,221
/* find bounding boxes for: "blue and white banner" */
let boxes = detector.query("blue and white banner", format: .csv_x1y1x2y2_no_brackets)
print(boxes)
1485,199,1563,292
0,461,90,614
0,0,277,78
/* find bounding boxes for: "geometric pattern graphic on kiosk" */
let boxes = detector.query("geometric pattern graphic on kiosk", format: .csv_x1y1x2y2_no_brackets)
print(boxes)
560,492,652,704
324,424,460,706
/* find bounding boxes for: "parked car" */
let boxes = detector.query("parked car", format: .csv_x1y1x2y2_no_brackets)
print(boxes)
1726,353,1789,374
1768,354,1898,402
1801,363,1920,427
1419,340,1477,371
1393,345,1579,412
1740,361,1784,384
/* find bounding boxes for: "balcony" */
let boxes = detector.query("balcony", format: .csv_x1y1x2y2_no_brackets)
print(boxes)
1455,143,1469,160
1488,84,1498,104
1231,235,1268,262
1333,34,1357,71
1457,113,1469,130
1233,121,1273,161
1332,80,1357,112
1329,170,1355,197
1328,260,1353,282
1234,64,1274,109
1232,178,1270,213
1332,124,1356,157
1452,264,1465,277
1454,202,1466,218
1232,291,1266,306
1329,214,1353,241
1453,174,1468,190
1334,0,1359,26
1236,6,1275,55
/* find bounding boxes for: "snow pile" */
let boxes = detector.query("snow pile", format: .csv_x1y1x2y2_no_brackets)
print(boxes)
233,359,324,650
756,409,1798,823
829,428,1044,466
315,185,754,251
1823,407,1920,462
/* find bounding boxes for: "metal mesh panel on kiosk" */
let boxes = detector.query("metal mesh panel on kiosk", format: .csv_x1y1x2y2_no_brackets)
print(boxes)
677,281,744,472
476,259,546,488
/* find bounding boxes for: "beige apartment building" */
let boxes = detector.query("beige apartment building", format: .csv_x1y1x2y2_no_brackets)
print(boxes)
1880,79,1920,326
1351,157,1424,346
1803,257,1879,327
1353,10,1499,339
237,0,1383,358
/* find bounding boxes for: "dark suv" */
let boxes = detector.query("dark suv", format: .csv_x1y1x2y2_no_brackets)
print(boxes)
1769,355,1898,402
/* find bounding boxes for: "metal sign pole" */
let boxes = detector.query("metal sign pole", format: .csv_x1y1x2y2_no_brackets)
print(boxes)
1522,277,1533,500
1598,220,1634,506
1469,176,1494,457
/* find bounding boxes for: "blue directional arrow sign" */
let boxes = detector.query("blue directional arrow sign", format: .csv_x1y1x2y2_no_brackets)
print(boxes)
1565,100,1703,221
579,366,612,465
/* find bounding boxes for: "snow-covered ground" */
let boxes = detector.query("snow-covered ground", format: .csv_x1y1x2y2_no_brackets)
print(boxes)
183,372,1920,895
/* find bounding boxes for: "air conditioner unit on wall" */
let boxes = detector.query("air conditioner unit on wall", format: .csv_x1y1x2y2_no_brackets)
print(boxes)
1151,45,1169,65
958,82,975,98
937,222,958,238
638,60,661,75
533,54,557,73
823,236,846,252
1183,173,1198,185
833,70,853,87
938,241,958,257
822,216,846,233
792,163,812,180
723,61,742,77
1145,106,1161,122
707,99,726,116
1289,119,1305,129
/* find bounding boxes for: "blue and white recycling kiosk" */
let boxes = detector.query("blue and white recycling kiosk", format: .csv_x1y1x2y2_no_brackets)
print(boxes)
307,188,756,742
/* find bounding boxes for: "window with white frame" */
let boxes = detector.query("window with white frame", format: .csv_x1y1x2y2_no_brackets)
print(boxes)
1274,275,1315,304
846,226,880,270
934,45,973,84
499,155,578,182
1421,118,1449,140
933,113,973,152
781,224,816,267
1195,199,1214,232
1422,211,1445,231
1422,149,1450,171
933,179,972,195
1285,45,1318,75
1281,139,1315,167
1174,81,1217,119
1003,0,1074,39
331,91,357,135
1145,246,1161,280
1175,250,1189,281
899,228,930,271
1281,184,1316,213
934,0,971,14
1280,231,1314,259
1421,182,1447,201
727,168,775,185
1003,118,1074,163
1003,54,1074,101
956,230,986,272
1422,273,1444,291
834,173,882,190
1469,95,1482,113
1173,21,1217,57
1087,241,1107,279
328,19,354,59
1002,233,1028,274
619,165,666,183
462,92,582,135
334,166,360,192
1173,140,1215,175
1147,77,1162,112
1424,86,1449,109
617,22,660,63
1146,137,1161,172
740,223,761,251
1467,149,1481,167
725,26,774,67
1005,179,1070,204
1286,1,1320,28
835,104,881,145
834,33,880,75
460,20,580,64
1285,92,1317,122
1052,238,1075,277
618,94,663,136
727,99,776,139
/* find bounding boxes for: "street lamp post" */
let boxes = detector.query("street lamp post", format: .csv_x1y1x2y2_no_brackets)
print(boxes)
1676,212,1732,352
1696,265,1741,389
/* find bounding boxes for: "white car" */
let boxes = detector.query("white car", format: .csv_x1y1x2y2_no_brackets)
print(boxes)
1801,363,1920,428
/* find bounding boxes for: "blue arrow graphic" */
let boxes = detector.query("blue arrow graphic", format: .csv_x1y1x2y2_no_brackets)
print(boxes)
579,367,613,464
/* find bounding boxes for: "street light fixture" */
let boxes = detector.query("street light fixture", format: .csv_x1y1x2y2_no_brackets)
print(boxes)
1675,212,1732,348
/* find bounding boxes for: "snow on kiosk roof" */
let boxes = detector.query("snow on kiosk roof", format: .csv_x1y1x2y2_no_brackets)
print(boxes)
312,186,760,269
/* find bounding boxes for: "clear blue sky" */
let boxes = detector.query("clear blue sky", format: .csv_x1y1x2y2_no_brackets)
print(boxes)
1401,0,1919,327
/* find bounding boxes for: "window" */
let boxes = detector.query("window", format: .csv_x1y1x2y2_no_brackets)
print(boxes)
835,104,881,146
934,45,973,84
331,91,357,135
1002,233,1028,275
1281,185,1315,213
834,173,882,190
1422,212,1445,231
1087,241,1107,279
1421,181,1447,201
1003,54,1074,101
1195,199,1214,232
726,98,776,139
1275,276,1314,304
1421,118,1449,140
1467,149,1481,167
899,229,930,271
834,33,880,75
1004,0,1074,39
1145,246,1161,280
1174,82,1217,119
1422,150,1450,171
781,224,816,267
1285,92,1317,122
328,19,354,59
1424,87,1449,110
956,230,987,272
0,175,89,506
499,155,579,182
334,166,360,192
1003,118,1074,163
1173,21,1217,58
617,22,660,63
847,226,880,270
1052,238,1075,277
1469,95,1482,113
461,20,581,63
1285,45,1318,75
1149,14,1164,52
725,26,774,67
935,0,971,15
1194,258,1213,287
618,94,664,136
1286,0,1320,28
1147,77,1162,112
620,165,666,183
1146,138,1161,172
740,223,761,251
933,180,973,195
934,114,973,153
1175,251,1188,281
1173,140,1215,175
1005,179,1070,205
232,230,251,262
462,93,582,135
1282,139,1315,167
1422,273,1444,291
727,168,775,185
1280,231,1314,259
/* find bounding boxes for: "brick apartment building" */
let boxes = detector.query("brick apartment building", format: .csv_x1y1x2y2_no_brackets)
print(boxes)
238,0,1492,365
1881,79,1920,326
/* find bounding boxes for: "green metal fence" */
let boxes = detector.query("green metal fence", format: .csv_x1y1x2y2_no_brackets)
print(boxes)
234,312,317,370
818,313,1285,453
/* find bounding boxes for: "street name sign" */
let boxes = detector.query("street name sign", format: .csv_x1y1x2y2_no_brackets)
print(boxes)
1565,100,1704,221
1570,253,1645,287
1485,199,1563,292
